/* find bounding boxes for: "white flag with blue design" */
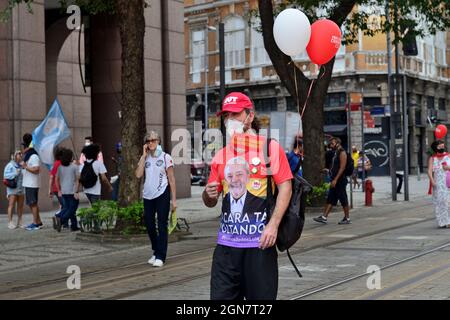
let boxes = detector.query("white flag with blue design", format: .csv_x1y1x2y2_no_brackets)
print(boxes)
32,99,71,169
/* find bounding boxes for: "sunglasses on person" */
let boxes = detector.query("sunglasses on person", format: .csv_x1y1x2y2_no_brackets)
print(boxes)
145,139,158,144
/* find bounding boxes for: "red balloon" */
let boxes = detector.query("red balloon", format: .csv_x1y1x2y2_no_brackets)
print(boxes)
306,19,342,65
435,124,448,139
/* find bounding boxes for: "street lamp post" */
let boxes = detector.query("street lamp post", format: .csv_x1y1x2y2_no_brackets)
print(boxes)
204,25,216,180
345,79,353,209
219,22,226,146
360,77,366,191
386,0,397,201
204,25,217,135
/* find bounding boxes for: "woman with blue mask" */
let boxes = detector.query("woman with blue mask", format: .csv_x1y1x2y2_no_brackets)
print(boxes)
135,131,177,267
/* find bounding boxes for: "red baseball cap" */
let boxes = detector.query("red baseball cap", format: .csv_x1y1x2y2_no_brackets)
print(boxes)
216,92,254,116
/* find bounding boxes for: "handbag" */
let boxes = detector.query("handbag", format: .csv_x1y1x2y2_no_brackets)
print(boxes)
3,177,17,189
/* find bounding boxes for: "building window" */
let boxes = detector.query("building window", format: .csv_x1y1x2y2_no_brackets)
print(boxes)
191,29,205,83
427,96,435,109
286,97,300,112
363,97,382,106
416,94,422,108
253,98,277,113
324,93,346,108
325,111,347,125
250,18,271,67
415,109,422,125
439,98,446,111
224,16,246,69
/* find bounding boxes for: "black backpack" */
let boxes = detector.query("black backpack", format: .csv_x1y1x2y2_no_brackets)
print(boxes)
265,138,312,278
80,161,98,189
344,152,354,176
331,150,354,177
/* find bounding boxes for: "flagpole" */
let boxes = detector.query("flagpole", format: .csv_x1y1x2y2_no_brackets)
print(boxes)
70,136,79,161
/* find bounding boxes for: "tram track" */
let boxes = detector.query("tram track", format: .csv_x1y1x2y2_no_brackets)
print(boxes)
5,201,436,300
287,241,450,300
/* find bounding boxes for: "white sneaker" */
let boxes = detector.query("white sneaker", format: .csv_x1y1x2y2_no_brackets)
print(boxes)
148,255,156,265
8,222,16,229
152,259,164,267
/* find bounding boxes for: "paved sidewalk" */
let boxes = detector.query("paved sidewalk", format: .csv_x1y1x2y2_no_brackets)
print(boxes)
0,174,430,228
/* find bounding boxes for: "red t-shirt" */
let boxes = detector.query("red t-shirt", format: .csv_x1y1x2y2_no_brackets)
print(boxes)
50,160,61,193
207,134,293,248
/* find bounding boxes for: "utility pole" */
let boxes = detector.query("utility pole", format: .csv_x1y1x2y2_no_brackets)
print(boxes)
204,25,217,137
386,0,397,201
346,79,353,209
360,77,366,191
204,25,209,136
393,0,409,201
219,22,226,146
403,74,409,200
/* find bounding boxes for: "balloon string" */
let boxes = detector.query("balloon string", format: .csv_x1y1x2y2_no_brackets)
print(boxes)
318,65,326,80
293,64,301,138
301,79,314,118
300,64,326,118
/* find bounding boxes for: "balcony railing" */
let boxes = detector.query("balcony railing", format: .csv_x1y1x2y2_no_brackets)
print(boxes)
186,50,449,86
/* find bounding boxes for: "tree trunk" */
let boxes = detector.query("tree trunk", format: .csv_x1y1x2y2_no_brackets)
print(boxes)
258,0,355,186
116,0,146,213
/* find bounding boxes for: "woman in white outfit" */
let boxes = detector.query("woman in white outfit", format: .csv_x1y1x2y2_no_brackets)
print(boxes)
428,140,450,228
3,150,24,229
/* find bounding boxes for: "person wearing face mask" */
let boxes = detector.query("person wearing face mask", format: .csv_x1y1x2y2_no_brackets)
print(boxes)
135,131,177,268
203,92,293,300
427,140,450,228
79,136,104,165
314,137,351,225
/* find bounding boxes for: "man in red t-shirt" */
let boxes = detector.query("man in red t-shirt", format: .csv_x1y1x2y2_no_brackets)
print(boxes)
203,92,293,300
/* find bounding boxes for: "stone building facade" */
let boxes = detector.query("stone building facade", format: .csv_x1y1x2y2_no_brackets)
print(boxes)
184,0,449,176
0,0,189,214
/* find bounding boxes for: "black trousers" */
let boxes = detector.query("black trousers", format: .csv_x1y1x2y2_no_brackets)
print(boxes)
143,187,170,262
210,245,278,300
396,174,403,193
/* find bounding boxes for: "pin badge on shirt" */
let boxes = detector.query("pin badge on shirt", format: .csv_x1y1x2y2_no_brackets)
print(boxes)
251,157,261,166
251,167,258,174
252,180,261,190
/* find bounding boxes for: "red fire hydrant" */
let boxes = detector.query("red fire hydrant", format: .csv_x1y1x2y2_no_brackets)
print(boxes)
365,179,375,206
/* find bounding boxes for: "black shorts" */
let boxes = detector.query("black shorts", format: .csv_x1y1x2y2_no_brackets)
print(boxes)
327,179,348,207
25,187,39,206
210,245,278,300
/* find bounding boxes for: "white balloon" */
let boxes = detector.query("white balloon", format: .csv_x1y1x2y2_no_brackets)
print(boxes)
273,8,311,56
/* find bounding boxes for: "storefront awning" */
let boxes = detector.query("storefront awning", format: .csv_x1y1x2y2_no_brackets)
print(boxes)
324,124,347,134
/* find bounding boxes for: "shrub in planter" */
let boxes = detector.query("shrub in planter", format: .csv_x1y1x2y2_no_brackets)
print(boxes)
306,183,330,207
77,201,118,233
117,201,147,235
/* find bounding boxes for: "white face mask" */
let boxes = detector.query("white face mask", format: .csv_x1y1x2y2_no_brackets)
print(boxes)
225,115,250,137
85,141,91,146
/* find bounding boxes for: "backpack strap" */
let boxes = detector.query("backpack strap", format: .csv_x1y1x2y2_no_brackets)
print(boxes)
287,249,303,278
264,134,274,212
